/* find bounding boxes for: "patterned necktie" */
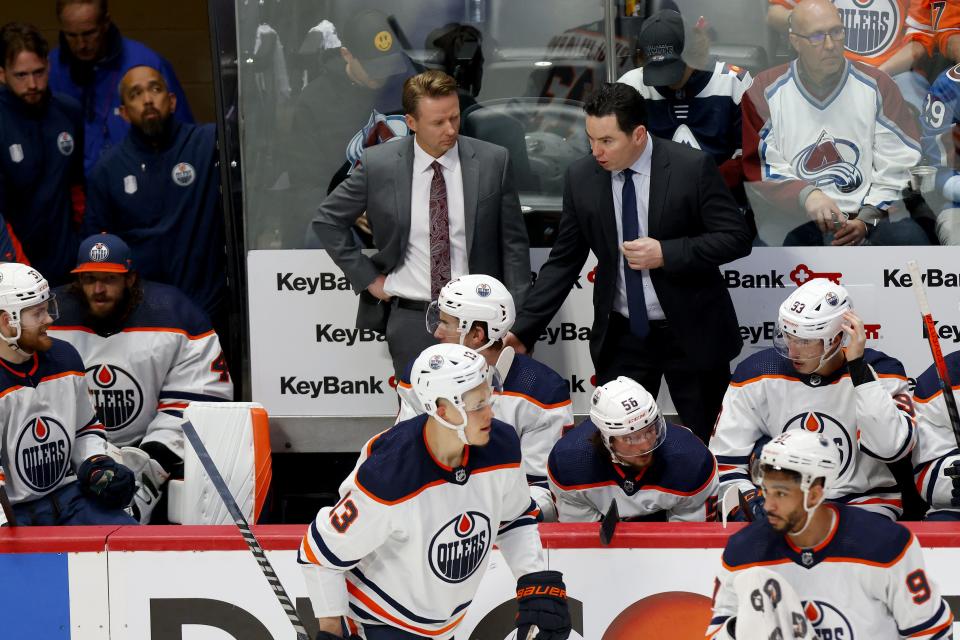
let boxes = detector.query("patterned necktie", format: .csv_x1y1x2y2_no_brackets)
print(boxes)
429,161,451,300
620,168,649,338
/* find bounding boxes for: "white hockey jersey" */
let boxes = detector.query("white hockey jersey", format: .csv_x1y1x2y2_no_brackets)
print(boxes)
0,339,108,503
49,281,233,459
710,348,916,520
298,414,545,638
707,503,953,640
912,351,960,517
397,352,572,516
548,419,718,522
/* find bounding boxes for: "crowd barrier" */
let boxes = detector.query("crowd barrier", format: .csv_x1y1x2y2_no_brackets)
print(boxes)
6,523,960,639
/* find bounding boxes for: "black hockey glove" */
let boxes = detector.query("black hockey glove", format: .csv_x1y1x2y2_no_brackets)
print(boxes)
516,570,571,640
727,489,766,523
78,455,136,508
944,460,960,507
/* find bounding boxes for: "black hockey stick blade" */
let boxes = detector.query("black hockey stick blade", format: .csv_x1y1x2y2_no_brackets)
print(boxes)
599,499,619,545
181,420,309,640
737,489,755,523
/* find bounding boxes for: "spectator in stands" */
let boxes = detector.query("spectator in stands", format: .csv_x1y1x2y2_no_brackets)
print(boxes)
0,22,82,286
743,0,928,246
82,65,226,324
51,0,194,174
395,274,572,521
0,262,137,526
50,233,233,524
918,62,960,244
549,376,717,523
0,213,27,264
766,0,933,109
313,69,530,379
618,9,753,195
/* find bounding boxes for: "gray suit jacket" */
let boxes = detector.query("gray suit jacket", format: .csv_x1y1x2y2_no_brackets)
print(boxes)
313,135,530,328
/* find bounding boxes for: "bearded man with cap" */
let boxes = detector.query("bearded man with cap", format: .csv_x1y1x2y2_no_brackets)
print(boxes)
50,233,233,524
709,278,916,523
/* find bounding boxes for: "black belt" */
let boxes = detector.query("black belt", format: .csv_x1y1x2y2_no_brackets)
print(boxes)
394,297,430,312
611,312,669,330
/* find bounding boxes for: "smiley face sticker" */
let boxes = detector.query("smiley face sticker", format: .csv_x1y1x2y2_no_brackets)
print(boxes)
374,30,393,52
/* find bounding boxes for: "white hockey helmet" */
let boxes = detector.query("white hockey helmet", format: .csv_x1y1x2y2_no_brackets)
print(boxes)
411,343,501,443
426,274,516,351
590,376,666,464
759,430,840,534
774,278,851,369
0,263,58,351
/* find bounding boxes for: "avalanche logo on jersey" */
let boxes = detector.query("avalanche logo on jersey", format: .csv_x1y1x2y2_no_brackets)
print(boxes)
794,130,863,194
803,600,855,638
15,416,71,493
671,124,703,151
56,132,74,156
428,511,492,583
781,412,854,476
85,364,144,431
346,110,409,174
835,0,899,58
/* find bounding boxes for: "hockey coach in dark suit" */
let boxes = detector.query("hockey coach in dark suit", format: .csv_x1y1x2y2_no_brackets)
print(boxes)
506,82,752,443
313,70,530,377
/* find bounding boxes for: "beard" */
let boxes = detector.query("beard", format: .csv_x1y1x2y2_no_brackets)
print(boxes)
17,328,53,353
18,88,51,114
139,111,170,138
82,288,134,333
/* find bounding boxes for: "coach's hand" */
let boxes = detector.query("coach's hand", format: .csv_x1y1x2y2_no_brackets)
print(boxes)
516,570,571,640
622,238,663,270
504,332,528,355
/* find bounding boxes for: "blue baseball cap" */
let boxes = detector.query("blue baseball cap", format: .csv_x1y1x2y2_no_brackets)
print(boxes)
72,233,134,274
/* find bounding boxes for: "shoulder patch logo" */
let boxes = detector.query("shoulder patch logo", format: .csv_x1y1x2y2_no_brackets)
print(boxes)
124,175,138,195
57,132,75,156
171,162,196,187
428,511,492,583
8,144,23,163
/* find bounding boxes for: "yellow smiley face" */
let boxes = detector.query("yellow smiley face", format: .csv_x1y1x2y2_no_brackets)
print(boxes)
374,30,393,52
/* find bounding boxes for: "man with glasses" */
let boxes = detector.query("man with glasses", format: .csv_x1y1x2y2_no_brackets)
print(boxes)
0,262,137,526
709,278,915,522
395,274,573,521
548,376,718,523
50,233,233,523
744,0,928,246
0,22,83,285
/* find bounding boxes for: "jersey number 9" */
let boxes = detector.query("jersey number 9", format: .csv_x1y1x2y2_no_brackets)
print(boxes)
906,569,931,604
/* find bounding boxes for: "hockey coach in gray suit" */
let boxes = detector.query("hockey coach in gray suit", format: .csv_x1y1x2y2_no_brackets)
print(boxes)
312,69,530,377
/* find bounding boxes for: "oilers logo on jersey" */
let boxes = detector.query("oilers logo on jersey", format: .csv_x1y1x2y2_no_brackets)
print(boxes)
15,416,71,493
429,511,492,584
794,131,864,193
803,599,855,638
85,364,144,431
781,412,854,476
837,0,900,58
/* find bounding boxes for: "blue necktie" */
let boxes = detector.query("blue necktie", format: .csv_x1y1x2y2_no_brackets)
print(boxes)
620,168,649,338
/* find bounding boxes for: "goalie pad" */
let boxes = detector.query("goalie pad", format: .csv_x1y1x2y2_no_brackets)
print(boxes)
121,446,170,524
729,567,812,640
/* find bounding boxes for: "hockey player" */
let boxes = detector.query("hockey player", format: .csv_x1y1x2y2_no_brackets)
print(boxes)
0,262,137,526
710,278,915,521
912,348,960,520
299,343,571,640
707,430,952,639
396,274,573,521
49,233,233,523
548,376,717,522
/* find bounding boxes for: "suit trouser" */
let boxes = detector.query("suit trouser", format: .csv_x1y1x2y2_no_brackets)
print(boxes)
385,299,438,380
594,312,731,445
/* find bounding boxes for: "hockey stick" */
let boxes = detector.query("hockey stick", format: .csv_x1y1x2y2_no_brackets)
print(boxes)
495,346,515,382
181,420,309,640
907,261,960,449
0,466,16,526
737,489,755,523
599,499,619,545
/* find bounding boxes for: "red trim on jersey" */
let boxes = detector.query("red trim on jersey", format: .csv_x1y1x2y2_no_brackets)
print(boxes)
916,461,934,494
547,464,617,492
422,424,469,472
49,326,215,340
300,535,321,565
0,353,38,378
499,390,572,410
910,613,954,638
786,504,840,554
732,372,908,388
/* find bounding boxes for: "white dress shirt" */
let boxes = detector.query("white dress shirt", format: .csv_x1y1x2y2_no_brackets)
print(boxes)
383,139,468,300
610,137,665,321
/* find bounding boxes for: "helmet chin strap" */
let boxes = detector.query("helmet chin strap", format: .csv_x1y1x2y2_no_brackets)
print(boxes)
811,335,845,374
0,323,30,355
433,407,472,445
789,490,826,537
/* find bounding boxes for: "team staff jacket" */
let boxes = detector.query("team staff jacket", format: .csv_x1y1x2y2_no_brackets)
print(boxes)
49,281,233,459
742,59,920,221
0,339,107,504
298,415,545,638
912,351,960,517
548,420,718,522
706,503,953,639
709,348,915,520
83,121,225,316
396,352,573,514
49,23,194,175
0,85,82,285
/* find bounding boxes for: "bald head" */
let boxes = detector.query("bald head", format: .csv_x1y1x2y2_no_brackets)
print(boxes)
791,0,841,34
118,65,176,138
789,0,846,85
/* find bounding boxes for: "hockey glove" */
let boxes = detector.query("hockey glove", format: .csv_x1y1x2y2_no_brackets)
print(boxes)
121,446,171,523
78,455,136,508
727,489,766,523
944,460,960,507
516,570,571,640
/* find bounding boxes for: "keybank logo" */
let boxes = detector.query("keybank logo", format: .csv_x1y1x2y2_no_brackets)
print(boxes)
885,268,960,288
276,272,350,293
315,324,385,345
280,376,385,397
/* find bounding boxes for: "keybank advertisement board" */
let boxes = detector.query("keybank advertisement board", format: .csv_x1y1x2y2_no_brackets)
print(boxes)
248,247,959,417
9,525,960,639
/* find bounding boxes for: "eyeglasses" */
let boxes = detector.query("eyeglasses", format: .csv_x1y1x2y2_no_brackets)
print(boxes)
791,26,845,46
